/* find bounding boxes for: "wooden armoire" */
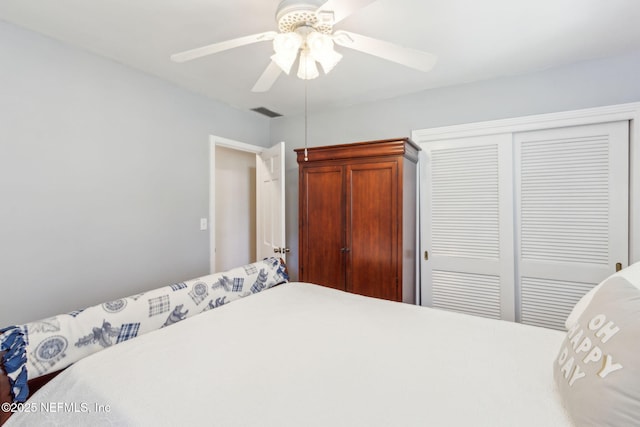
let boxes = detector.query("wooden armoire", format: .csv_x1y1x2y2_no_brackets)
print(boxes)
295,138,420,303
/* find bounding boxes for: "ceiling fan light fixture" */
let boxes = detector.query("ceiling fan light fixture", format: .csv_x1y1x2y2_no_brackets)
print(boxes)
272,32,303,74
306,30,330,52
273,31,303,53
315,49,342,74
307,31,342,74
297,49,319,80
271,52,296,74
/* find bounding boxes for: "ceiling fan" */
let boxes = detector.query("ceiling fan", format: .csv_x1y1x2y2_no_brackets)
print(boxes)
170,0,437,92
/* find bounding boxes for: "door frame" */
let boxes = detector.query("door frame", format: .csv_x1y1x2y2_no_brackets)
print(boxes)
209,135,265,274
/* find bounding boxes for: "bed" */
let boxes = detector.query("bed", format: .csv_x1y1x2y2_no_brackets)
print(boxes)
2,259,640,426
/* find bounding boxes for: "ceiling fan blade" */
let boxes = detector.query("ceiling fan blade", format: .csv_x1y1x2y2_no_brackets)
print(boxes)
333,30,437,72
171,31,277,63
318,0,377,24
252,61,283,92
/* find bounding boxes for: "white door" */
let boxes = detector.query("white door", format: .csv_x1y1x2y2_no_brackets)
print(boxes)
421,133,515,320
420,121,629,329
256,141,287,261
514,121,629,329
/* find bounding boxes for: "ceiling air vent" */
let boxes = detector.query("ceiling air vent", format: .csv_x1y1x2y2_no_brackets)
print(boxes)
251,107,282,118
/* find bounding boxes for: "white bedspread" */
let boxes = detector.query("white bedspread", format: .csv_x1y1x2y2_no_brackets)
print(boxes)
6,282,572,426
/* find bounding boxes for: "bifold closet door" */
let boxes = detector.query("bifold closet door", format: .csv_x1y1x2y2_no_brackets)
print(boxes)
515,121,629,329
422,134,515,320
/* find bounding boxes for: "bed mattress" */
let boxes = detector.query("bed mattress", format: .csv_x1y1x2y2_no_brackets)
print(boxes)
5,282,572,426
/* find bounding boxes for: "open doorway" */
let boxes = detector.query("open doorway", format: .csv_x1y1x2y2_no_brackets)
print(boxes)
215,145,257,271
210,135,262,273
209,136,286,274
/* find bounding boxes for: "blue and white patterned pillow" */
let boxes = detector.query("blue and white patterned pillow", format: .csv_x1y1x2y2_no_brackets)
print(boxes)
0,257,288,403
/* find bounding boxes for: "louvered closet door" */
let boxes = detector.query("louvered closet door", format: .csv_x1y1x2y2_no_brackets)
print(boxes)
423,134,515,320
515,121,628,330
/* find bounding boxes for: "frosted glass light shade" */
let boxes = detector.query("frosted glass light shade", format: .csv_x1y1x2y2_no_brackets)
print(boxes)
271,30,341,79
307,31,342,74
272,32,303,74
315,49,342,73
297,49,319,80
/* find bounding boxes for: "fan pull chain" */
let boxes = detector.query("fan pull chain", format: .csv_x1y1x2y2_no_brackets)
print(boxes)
303,60,309,161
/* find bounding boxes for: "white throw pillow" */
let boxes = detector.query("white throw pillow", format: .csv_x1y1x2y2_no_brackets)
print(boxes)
554,275,640,425
565,261,640,330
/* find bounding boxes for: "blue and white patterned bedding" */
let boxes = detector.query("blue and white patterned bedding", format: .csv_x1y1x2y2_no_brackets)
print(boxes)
0,257,288,403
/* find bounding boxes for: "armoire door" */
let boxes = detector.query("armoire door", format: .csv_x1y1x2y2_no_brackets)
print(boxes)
346,161,399,300
300,165,345,290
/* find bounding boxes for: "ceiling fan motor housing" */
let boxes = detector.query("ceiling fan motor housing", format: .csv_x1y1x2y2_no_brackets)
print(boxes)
276,0,333,34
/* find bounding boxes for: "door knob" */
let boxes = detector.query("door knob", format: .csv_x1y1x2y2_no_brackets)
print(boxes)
274,247,291,254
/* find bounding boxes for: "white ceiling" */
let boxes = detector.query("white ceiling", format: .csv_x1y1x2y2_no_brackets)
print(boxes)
2,0,640,117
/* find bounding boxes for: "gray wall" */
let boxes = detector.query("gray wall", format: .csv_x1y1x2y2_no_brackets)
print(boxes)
271,49,640,279
3,15,640,324
0,21,270,326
